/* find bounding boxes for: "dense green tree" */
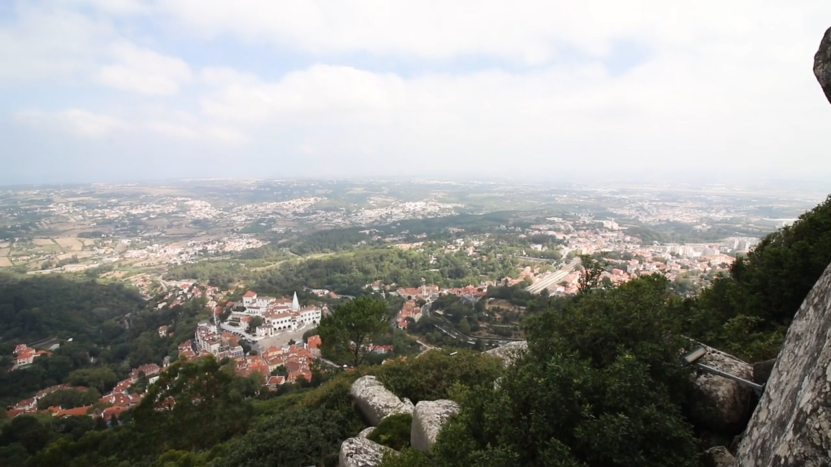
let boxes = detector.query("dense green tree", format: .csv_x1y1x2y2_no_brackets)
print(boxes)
424,275,699,467
65,367,118,393
36,388,101,410
368,413,413,450
133,356,254,452
318,297,390,366
210,406,361,467
247,316,263,333
577,255,605,294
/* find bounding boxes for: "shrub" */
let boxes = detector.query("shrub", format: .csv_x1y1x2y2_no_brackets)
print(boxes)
368,413,413,451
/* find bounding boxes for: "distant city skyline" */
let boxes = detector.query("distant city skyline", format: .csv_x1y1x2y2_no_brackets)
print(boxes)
2,1,831,185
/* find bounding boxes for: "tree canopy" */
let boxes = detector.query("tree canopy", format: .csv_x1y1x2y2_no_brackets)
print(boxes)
318,296,390,366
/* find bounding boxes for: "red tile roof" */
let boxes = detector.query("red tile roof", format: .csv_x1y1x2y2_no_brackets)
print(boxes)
56,406,91,417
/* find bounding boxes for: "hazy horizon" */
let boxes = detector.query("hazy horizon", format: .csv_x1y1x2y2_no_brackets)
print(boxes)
3,1,831,185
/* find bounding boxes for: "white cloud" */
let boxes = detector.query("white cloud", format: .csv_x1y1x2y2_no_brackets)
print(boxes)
155,1,829,63
16,109,130,137
15,107,247,145
196,37,831,176
143,121,199,139
0,3,111,82
59,0,154,16
96,42,192,95
5,0,831,182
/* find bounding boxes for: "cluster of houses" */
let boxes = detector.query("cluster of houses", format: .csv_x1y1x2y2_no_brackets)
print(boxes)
395,300,423,329
179,318,323,388
193,322,245,360
154,281,229,311
365,281,488,302
245,339,321,388
6,363,161,421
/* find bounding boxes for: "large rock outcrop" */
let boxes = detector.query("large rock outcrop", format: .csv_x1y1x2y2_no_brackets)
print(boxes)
703,446,735,467
410,400,460,452
485,340,527,367
688,344,755,433
814,26,831,105
350,375,414,426
339,437,395,467
735,263,831,466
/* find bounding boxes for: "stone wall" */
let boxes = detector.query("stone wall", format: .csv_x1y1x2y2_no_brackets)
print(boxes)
410,400,460,452
734,263,831,466
339,437,395,467
350,375,414,426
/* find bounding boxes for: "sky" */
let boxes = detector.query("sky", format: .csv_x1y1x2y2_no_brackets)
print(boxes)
2,0,831,185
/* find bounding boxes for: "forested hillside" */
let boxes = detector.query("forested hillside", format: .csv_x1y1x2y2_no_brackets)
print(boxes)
0,275,144,344
0,276,208,407
3,351,502,467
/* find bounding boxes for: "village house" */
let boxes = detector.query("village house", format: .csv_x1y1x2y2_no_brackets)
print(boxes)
11,344,50,370
395,300,423,329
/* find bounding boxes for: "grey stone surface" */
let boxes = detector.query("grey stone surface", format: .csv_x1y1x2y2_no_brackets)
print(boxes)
411,399,460,452
814,26,831,105
703,446,735,467
689,344,755,433
735,263,831,466
358,427,375,439
339,437,395,467
350,375,414,426
485,341,527,367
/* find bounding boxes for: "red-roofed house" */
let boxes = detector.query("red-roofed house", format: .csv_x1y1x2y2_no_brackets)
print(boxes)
101,405,126,420
267,376,285,388
55,406,92,418
306,335,321,349
287,370,312,384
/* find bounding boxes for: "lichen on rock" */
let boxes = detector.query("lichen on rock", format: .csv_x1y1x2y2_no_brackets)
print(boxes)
410,399,460,452
339,437,396,467
485,340,527,367
350,375,415,426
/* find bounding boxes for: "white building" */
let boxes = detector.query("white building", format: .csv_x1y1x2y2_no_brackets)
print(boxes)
238,291,322,336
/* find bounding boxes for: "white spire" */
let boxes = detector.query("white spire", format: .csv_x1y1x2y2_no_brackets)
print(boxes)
292,292,300,311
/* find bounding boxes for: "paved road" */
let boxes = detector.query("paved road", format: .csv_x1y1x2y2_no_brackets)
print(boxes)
526,258,580,294
421,301,432,318
219,322,258,341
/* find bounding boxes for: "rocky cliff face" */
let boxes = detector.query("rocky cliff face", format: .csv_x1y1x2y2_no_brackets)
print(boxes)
814,26,831,105
734,263,831,466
